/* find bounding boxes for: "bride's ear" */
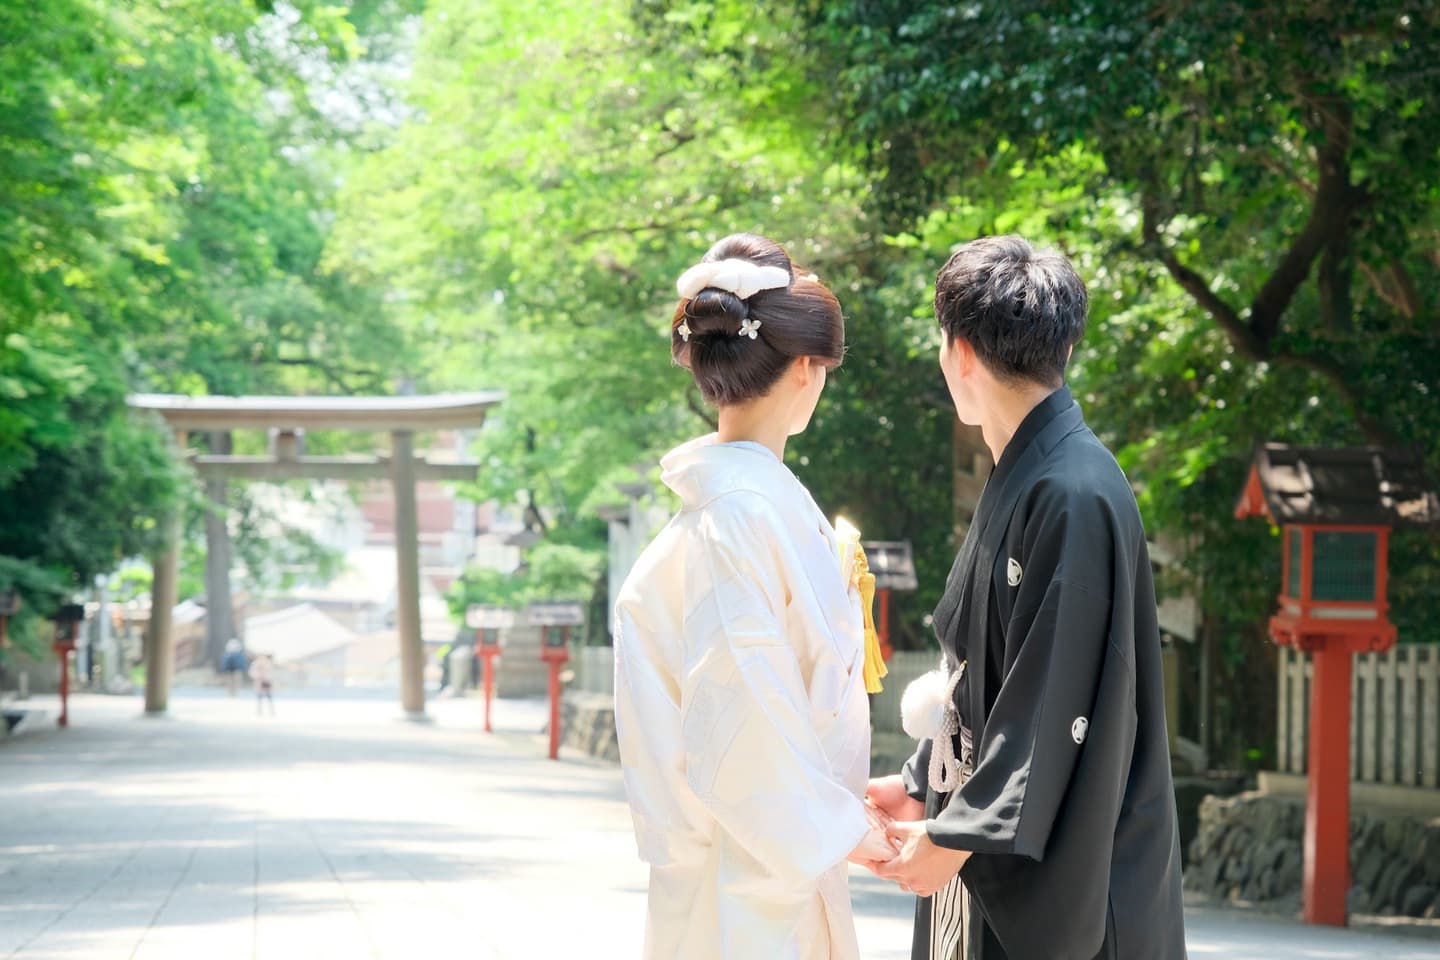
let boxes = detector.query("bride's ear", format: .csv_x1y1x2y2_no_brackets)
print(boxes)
793,355,819,388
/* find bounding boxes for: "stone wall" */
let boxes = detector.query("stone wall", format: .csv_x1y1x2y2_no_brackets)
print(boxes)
561,692,620,763
493,626,552,698
1186,791,1440,918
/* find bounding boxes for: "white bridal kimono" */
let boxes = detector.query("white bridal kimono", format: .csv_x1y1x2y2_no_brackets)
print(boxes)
614,435,872,960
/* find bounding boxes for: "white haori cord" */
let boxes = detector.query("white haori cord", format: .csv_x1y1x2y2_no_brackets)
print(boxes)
901,662,967,793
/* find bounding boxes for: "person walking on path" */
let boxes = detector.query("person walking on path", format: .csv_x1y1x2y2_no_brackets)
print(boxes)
220,638,246,697
249,652,276,716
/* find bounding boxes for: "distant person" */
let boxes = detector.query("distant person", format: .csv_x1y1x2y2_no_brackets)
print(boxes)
220,638,246,696
436,641,453,692
249,653,276,715
613,233,893,959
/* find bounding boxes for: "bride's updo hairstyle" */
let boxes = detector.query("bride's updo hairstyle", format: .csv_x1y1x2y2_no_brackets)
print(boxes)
672,233,844,407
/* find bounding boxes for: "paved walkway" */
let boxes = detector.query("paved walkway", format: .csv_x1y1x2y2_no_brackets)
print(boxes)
1,690,1437,960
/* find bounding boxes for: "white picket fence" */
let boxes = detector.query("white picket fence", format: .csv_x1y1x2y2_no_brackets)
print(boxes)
571,646,935,736
1277,645,1440,788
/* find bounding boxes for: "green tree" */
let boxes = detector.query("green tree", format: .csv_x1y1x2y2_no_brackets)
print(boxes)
0,0,415,637
330,0,956,641
696,0,1439,764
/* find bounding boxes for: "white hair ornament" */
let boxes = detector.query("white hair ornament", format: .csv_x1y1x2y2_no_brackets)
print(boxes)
676,258,790,301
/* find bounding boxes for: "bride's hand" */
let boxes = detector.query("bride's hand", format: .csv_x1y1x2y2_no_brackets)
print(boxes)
847,826,899,869
866,774,925,822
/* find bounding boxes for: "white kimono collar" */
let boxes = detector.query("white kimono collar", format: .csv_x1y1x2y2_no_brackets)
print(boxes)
660,433,792,511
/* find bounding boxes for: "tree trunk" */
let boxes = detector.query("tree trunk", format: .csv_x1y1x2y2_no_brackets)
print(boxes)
203,430,236,670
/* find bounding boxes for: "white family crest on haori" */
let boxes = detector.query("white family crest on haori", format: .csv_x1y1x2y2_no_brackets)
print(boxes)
1072,716,1089,744
675,258,791,301
1006,556,1023,586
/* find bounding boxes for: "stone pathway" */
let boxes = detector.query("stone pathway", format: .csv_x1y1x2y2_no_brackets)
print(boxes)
0,690,1436,959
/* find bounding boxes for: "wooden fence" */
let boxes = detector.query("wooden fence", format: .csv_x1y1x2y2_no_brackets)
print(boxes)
572,646,615,698
1277,645,1440,788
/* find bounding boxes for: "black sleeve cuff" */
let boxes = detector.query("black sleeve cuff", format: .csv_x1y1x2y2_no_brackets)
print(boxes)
901,739,931,803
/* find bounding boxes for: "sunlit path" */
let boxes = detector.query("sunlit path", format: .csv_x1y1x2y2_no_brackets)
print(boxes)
1,692,1436,960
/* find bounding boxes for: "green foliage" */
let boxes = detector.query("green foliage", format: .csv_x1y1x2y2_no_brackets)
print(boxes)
710,0,1440,763
0,0,414,606
0,555,72,659
329,0,990,645
447,543,605,616
7,0,1435,770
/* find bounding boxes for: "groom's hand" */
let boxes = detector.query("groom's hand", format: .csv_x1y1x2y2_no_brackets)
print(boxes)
866,775,924,822
877,821,970,898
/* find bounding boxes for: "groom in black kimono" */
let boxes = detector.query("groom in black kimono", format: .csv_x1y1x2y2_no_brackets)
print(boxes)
869,236,1187,959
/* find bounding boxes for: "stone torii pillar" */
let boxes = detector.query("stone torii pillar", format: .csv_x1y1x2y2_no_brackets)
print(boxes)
145,429,185,716
390,429,425,717
129,393,503,719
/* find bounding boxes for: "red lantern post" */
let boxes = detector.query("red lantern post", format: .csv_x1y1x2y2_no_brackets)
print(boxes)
860,540,918,663
529,601,584,761
1236,444,1436,926
466,605,513,734
52,604,85,729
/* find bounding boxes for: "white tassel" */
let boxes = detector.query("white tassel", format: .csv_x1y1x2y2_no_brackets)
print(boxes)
901,663,967,793
901,669,950,741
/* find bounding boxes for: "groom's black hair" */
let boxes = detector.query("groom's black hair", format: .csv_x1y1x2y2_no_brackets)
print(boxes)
934,235,1088,387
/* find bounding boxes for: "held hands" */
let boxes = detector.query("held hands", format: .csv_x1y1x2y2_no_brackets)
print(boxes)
876,821,970,898
862,775,968,898
846,826,899,869
865,775,925,823
849,775,923,869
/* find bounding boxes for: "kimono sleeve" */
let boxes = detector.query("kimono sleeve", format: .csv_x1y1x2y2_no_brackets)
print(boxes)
927,485,1131,862
901,739,932,803
680,493,869,893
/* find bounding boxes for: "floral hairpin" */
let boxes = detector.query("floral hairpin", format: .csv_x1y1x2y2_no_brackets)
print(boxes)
676,320,692,342
738,318,762,340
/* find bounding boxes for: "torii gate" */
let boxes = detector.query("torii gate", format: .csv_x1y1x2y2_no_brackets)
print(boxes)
128,392,503,719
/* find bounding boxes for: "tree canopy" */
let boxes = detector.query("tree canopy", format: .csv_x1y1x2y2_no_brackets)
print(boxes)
0,0,409,650
4,0,1436,766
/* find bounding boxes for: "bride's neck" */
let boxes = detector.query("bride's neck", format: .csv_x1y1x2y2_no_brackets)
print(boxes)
717,399,789,460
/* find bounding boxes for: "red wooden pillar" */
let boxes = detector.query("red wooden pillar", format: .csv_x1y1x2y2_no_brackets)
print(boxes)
1304,642,1352,926
547,657,563,760
877,587,894,661
475,626,500,734
57,647,71,728
541,625,570,761
481,654,496,733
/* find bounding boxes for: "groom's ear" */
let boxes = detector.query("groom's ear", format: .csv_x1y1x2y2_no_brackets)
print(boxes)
940,333,973,378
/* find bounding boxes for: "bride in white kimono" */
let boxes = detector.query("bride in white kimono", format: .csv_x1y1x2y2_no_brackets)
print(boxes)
614,233,893,960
